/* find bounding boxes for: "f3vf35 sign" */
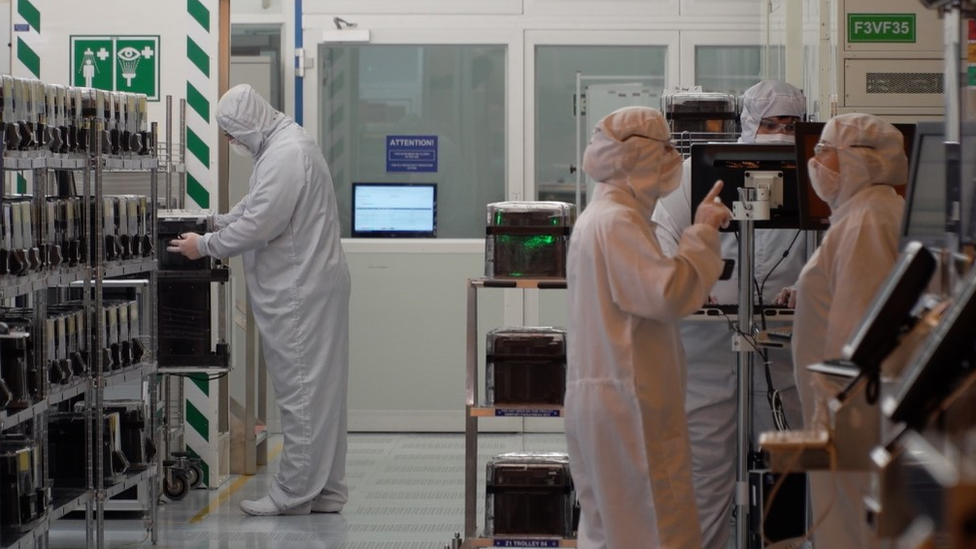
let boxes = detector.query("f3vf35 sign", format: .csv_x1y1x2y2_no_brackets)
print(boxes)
848,14,916,43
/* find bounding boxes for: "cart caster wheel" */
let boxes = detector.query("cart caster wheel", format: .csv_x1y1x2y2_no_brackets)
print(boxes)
187,464,204,488
164,474,190,501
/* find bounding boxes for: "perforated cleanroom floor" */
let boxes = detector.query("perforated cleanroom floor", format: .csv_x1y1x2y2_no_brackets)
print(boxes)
47,433,569,549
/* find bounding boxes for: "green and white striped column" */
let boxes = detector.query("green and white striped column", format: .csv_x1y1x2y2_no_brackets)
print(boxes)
13,0,40,194
15,0,41,79
183,0,223,487
184,374,221,488
185,0,212,209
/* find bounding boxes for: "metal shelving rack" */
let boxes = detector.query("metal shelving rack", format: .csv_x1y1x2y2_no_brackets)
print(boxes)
88,111,160,549
456,277,576,549
0,82,161,549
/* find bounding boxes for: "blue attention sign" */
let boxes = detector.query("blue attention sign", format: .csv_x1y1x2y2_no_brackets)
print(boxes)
387,135,438,173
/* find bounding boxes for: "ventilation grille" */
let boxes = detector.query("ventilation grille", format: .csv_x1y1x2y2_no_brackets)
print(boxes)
866,72,944,94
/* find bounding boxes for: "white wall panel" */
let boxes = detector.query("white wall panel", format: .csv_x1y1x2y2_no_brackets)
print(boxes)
303,0,523,16
524,0,678,17
680,0,760,17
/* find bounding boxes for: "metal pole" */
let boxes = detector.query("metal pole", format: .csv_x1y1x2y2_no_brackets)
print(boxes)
149,120,159,544
179,99,187,209
945,8,963,294
83,115,95,549
165,96,173,209
94,117,105,549
464,280,479,539
735,213,755,549
575,71,582,210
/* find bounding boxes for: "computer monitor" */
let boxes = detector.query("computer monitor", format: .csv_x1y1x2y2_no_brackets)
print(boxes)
900,122,976,249
840,241,936,372
884,262,976,427
794,122,916,231
351,183,437,238
690,143,800,231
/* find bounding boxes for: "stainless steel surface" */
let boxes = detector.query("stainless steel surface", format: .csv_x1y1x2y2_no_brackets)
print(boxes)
464,280,478,538
165,96,172,207
735,214,755,549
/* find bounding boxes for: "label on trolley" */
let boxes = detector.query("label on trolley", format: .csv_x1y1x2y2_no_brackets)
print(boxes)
494,409,561,418
491,540,561,548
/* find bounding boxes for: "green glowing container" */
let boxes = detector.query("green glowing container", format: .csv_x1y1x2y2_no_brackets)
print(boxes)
485,201,575,279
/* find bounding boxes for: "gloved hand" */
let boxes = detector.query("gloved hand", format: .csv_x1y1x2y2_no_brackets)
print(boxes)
694,180,732,230
167,232,204,260
773,286,797,308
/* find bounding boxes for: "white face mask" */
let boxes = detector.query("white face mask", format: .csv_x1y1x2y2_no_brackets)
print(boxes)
808,157,841,209
230,140,251,157
755,133,795,145
657,152,684,198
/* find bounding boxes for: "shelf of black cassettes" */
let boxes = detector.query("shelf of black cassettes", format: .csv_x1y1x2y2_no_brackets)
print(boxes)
0,518,48,549
102,362,157,389
0,399,49,431
103,258,158,278
101,157,158,172
47,377,89,406
50,488,90,521
101,464,158,500
467,535,577,548
471,278,567,290
470,405,565,418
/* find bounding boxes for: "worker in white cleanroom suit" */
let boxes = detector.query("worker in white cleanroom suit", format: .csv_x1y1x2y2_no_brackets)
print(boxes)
167,84,351,516
651,80,808,549
791,112,907,548
566,106,732,548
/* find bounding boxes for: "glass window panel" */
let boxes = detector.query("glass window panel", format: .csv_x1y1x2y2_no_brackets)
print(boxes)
695,45,786,97
534,46,667,205
320,45,506,238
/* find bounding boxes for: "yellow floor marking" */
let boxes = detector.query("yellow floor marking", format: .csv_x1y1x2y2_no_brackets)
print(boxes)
187,443,284,523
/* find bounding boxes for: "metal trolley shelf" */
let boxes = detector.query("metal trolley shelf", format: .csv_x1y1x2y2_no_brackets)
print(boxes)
457,277,573,548
466,536,577,548
47,379,89,406
469,406,564,418
0,401,50,431
0,520,48,549
0,83,164,549
49,489,89,521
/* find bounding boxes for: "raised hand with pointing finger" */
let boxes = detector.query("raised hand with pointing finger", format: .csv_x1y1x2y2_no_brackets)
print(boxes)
694,180,733,230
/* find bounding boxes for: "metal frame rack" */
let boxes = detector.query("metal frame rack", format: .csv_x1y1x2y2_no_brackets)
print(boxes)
0,78,160,549
453,277,576,549
152,96,233,498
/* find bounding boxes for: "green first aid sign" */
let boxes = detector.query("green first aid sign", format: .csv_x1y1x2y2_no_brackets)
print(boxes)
70,36,160,100
848,14,916,43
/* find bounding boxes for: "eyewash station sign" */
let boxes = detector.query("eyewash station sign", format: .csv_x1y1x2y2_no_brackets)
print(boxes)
70,35,161,100
848,14,916,43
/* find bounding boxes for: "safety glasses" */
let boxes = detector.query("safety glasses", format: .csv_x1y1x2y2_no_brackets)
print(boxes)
758,118,798,134
813,141,874,157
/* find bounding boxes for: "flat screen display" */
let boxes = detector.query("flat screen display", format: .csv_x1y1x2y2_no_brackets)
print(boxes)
900,121,976,248
351,183,437,238
690,143,800,231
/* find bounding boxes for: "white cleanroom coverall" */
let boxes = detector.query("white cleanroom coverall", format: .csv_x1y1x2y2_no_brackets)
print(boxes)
200,84,351,512
652,80,807,549
566,106,726,548
793,112,907,549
